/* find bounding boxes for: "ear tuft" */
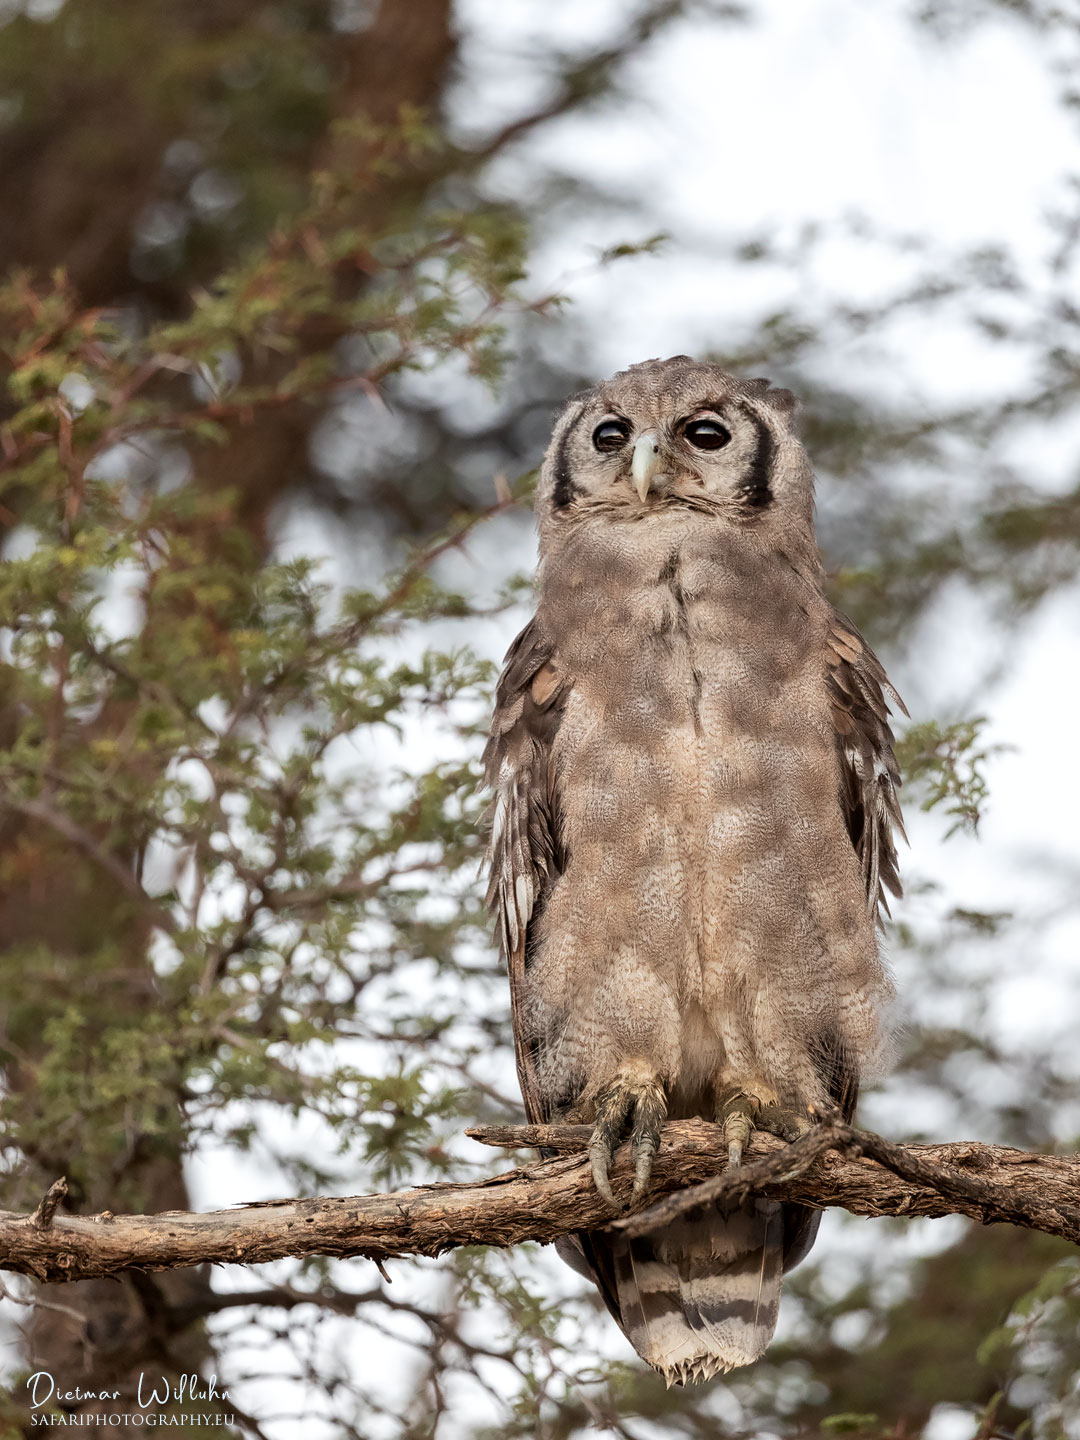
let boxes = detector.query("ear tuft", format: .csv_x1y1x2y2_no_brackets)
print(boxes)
762,387,799,416
744,376,772,395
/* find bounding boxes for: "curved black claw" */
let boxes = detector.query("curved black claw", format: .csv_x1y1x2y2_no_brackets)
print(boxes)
588,1064,667,1210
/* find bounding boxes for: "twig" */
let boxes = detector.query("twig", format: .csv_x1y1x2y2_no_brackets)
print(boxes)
30,1178,68,1231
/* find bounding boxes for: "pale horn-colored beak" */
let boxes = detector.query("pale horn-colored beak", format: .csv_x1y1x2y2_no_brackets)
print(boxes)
631,430,663,502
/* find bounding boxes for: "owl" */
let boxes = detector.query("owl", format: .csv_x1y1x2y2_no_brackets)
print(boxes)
483,356,904,1386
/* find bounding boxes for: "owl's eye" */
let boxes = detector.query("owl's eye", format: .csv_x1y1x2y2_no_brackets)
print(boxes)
592,420,631,453
684,419,732,451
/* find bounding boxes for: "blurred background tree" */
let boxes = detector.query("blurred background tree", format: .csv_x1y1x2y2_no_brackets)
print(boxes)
1,1,1079,1437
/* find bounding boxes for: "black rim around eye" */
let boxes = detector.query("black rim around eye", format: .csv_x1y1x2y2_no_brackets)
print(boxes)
592,420,630,452
684,419,731,450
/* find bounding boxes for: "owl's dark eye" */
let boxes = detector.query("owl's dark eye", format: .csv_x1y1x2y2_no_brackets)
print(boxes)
684,419,732,451
592,420,631,453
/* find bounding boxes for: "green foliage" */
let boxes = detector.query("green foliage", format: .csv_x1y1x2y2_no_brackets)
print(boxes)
820,1414,880,1434
897,717,1009,836
0,459,511,1204
0,118,535,1219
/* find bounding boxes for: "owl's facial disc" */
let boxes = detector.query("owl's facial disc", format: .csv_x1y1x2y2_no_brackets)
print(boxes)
543,362,799,517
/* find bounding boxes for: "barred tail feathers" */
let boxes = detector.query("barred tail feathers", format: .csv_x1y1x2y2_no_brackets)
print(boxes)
582,1198,785,1387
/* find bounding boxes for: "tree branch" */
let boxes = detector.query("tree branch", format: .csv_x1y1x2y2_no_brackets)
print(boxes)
2,1121,1077,1285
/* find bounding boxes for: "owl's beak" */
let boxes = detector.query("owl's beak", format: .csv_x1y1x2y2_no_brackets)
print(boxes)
631,430,663,502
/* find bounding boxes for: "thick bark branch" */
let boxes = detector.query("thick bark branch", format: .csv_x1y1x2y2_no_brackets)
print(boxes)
2,1121,1077,1285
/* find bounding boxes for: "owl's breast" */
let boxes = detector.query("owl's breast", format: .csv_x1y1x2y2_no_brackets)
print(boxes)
545,524,829,738
546,522,842,866
539,521,874,1024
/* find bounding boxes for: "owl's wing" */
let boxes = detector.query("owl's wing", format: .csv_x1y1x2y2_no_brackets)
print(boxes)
826,610,907,926
483,617,569,1123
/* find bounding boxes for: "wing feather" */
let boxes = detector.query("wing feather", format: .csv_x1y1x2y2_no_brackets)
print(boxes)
482,618,569,1122
826,610,907,927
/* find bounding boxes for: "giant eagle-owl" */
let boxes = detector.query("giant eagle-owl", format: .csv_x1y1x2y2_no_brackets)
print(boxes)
483,356,905,1385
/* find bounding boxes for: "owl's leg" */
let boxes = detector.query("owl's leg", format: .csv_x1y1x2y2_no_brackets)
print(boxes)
717,1083,811,1168
588,1058,667,1210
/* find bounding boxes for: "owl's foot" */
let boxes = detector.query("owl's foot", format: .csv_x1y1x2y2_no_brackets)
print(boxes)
717,1085,811,1169
588,1060,667,1210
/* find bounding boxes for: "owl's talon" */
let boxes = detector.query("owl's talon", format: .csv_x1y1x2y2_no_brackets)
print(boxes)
588,1084,631,1208
759,1103,812,1143
589,1135,620,1208
630,1084,666,1204
718,1087,812,1168
719,1092,756,1170
631,1146,655,1204
588,1064,667,1211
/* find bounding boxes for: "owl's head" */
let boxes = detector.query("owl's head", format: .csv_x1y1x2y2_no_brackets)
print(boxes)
535,356,812,534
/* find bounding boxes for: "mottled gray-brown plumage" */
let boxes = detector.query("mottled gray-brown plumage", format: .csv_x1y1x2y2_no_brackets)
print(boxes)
483,357,905,1385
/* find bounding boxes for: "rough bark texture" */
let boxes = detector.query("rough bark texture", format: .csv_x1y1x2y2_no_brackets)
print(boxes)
3,1122,1078,1284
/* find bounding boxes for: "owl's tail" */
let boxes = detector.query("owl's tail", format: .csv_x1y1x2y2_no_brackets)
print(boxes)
562,1197,794,1386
